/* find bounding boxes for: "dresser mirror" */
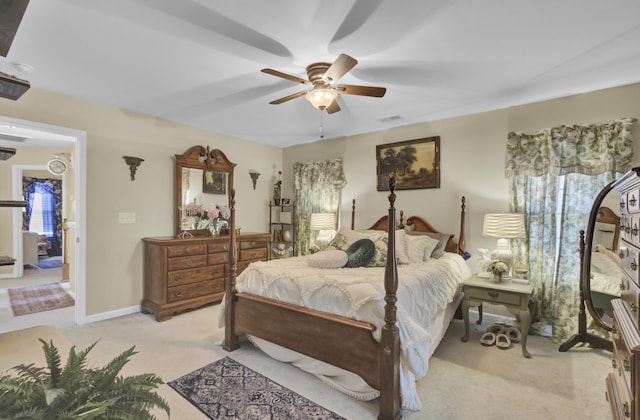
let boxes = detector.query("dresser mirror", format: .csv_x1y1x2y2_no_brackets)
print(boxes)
175,145,236,237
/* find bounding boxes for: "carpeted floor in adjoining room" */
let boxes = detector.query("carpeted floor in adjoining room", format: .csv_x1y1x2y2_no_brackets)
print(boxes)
45,303,611,420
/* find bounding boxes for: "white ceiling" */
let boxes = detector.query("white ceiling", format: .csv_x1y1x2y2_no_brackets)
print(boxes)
2,0,640,148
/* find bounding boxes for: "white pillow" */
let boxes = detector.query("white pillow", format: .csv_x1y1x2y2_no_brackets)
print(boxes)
308,250,349,269
406,234,440,264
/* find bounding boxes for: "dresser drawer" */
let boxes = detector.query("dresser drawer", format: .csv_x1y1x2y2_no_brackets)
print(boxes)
167,254,207,272
620,277,640,327
628,189,640,214
240,239,268,250
613,327,633,395
209,242,230,253
240,248,268,262
167,279,224,303
620,245,640,286
167,244,206,257
168,267,208,287
464,287,521,306
208,252,230,265
168,265,225,287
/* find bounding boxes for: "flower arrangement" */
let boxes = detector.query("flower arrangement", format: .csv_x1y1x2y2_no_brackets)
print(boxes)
273,170,282,204
182,201,231,234
487,260,508,275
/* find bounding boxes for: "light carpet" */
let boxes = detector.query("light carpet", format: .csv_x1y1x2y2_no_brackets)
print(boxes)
53,305,612,420
8,282,74,316
169,356,346,419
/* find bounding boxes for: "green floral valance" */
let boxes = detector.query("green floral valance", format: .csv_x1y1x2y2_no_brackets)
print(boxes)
505,117,636,177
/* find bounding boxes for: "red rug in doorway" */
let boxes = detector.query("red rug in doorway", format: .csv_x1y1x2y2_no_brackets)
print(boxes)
8,283,74,316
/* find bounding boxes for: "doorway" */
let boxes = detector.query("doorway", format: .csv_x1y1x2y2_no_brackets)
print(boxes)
0,115,86,328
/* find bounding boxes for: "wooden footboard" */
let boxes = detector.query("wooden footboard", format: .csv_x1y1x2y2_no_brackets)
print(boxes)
233,292,380,388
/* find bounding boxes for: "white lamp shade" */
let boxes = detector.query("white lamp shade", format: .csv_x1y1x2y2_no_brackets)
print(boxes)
310,213,335,230
482,213,526,239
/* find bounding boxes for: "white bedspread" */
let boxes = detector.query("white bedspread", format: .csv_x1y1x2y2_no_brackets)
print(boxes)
219,252,471,410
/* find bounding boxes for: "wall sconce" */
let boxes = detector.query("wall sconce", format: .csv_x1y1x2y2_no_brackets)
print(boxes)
249,170,260,190
123,156,144,181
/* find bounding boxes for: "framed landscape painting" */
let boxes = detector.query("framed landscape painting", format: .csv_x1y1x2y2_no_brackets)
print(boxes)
203,170,227,194
376,136,440,191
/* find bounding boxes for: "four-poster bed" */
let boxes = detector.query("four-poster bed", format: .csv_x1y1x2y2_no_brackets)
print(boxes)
223,179,467,419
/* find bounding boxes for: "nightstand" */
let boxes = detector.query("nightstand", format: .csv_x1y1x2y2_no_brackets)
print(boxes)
461,275,535,358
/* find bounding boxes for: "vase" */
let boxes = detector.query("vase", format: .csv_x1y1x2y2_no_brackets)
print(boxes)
492,272,502,283
274,198,281,205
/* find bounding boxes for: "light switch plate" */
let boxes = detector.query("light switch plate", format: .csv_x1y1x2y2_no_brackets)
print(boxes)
118,212,136,224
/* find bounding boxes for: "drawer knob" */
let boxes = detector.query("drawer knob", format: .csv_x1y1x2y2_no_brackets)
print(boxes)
624,359,631,372
633,225,639,236
174,275,183,282
632,259,638,272
630,302,637,312
185,247,192,254
488,291,499,299
175,291,183,297
630,195,637,207
612,359,617,368
185,259,193,266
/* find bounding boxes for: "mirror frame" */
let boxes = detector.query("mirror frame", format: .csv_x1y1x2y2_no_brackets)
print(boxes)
582,182,617,332
175,145,236,238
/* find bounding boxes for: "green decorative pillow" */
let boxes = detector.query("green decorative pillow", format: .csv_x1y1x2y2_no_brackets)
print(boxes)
345,239,376,268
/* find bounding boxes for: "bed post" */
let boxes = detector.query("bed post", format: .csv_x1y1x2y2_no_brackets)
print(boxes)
223,188,239,351
458,196,466,255
351,199,356,230
379,176,401,420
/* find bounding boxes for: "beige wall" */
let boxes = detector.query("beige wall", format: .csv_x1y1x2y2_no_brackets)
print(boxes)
0,88,282,316
1,82,638,320
284,82,640,254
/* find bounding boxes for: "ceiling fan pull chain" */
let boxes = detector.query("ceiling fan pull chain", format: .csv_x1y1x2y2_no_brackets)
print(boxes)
319,110,324,139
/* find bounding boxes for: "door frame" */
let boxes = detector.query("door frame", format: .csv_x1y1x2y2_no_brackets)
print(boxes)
1,115,86,326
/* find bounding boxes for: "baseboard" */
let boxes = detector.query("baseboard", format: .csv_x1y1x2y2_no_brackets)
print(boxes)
80,305,140,325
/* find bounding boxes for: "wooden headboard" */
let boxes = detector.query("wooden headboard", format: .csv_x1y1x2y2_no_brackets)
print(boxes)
352,196,467,256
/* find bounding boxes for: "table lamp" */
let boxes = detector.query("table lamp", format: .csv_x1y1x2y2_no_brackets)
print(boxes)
310,212,335,250
482,213,526,279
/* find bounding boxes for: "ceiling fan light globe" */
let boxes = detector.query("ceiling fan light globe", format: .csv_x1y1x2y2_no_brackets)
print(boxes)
306,88,337,110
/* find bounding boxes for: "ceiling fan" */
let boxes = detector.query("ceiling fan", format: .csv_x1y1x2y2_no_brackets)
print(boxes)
261,53,386,114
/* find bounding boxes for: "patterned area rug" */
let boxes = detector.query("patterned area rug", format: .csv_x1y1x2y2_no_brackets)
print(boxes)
38,259,62,269
8,283,74,316
169,357,346,419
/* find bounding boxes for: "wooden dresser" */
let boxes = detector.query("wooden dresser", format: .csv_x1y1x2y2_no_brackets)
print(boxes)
606,168,640,419
142,233,269,321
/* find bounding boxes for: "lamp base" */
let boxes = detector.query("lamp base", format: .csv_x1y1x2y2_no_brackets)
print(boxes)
491,238,514,279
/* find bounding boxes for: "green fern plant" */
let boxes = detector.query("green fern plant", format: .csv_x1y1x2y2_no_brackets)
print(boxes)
0,339,170,419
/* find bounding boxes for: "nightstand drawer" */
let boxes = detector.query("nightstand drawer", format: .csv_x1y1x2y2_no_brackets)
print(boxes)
240,248,268,262
465,287,521,306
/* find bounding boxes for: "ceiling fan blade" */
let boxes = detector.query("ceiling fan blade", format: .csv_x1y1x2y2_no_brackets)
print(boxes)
326,100,341,114
269,90,307,105
261,68,312,86
337,84,386,97
322,53,358,83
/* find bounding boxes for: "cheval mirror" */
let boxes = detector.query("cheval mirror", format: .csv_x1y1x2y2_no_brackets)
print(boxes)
175,145,235,238
560,187,621,352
